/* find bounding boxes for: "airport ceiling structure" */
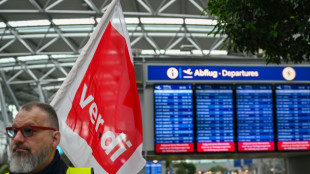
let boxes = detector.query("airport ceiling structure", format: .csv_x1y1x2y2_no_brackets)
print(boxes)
0,0,252,114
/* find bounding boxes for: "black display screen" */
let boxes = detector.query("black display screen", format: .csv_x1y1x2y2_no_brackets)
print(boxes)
236,84,274,151
276,84,310,151
154,84,194,153
196,84,235,152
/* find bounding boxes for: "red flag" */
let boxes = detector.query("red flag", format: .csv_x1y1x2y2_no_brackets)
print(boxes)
50,0,145,173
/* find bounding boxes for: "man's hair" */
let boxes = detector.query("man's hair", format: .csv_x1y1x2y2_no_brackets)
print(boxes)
21,102,59,130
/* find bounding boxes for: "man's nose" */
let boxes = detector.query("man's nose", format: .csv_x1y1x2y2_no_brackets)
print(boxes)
12,130,25,142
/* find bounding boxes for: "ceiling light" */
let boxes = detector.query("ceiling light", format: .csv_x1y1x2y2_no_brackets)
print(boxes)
185,18,217,25
141,50,155,55
140,18,183,24
51,54,78,59
125,18,139,24
202,50,210,54
0,57,15,63
8,20,50,27
17,55,49,61
57,77,66,81
43,85,61,90
210,50,228,55
192,50,203,55
0,22,6,28
180,45,195,51
166,49,191,55
52,18,95,25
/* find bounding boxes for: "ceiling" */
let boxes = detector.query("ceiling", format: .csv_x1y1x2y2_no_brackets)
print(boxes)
0,0,247,114
0,0,228,58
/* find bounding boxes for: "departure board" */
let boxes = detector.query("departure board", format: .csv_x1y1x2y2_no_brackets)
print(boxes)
154,84,194,153
196,84,235,152
236,85,274,151
276,84,310,151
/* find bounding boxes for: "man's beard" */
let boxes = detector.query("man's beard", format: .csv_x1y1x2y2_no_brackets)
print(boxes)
9,143,52,173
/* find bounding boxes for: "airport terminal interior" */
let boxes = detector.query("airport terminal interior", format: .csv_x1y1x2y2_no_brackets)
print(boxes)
0,0,310,174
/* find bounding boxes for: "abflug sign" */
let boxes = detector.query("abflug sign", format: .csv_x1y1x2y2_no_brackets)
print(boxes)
147,65,310,81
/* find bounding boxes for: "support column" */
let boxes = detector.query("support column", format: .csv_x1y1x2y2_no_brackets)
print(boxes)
0,84,11,127
287,155,310,174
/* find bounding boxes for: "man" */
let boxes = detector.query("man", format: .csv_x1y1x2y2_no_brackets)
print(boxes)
5,102,93,174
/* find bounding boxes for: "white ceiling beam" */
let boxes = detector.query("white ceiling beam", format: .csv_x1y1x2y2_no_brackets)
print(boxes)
22,64,38,81
39,67,56,81
7,70,23,83
0,83,11,127
158,0,176,14
0,0,8,6
0,32,223,40
52,60,68,76
166,36,183,51
36,83,47,102
0,70,20,109
12,30,35,54
187,37,202,51
0,9,39,13
137,0,153,14
36,37,59,53
29,0,44,12
45,0,63,11
208,37,226,56
189,0,204,12
84,0,100,13
130,35,143,46
0,39,15,52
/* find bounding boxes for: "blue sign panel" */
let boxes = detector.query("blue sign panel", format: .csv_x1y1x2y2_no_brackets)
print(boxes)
234,159,241,167
244,159,253,165
154,84,194,153
196,84,235,152
276,84,310,151
236,85,274,151
146,161,162,174
148,65,310,81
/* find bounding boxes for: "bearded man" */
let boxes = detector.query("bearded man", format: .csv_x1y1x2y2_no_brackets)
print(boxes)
5,102,93,174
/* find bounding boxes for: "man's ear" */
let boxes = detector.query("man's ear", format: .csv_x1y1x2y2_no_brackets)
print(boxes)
52,131,61,147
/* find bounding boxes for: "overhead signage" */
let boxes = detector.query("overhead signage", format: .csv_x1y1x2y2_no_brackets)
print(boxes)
147,65,310,81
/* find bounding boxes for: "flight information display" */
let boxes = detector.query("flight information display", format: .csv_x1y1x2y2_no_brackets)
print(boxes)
236,85,274,151
196,84,235,152
276,84,310,151
154,84,194,153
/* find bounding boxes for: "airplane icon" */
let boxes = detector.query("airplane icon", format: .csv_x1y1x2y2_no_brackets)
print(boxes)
183,68,193,75
155,86,161,90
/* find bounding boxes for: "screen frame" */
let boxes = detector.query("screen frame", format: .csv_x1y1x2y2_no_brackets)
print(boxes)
153,83,195,154
195,84,236,153
152,83,310,154
275,83,310,151
235,84,275,152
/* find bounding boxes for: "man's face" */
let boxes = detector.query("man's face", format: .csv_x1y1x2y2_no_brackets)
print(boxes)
9,106,59,173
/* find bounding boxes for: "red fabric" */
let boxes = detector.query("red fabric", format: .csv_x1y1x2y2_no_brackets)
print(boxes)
66,22,143,173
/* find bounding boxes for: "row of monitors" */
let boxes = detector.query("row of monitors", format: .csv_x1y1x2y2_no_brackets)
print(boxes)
154,84,310,153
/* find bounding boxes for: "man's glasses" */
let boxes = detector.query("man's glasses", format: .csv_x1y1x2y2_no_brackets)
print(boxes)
6,126,56,138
